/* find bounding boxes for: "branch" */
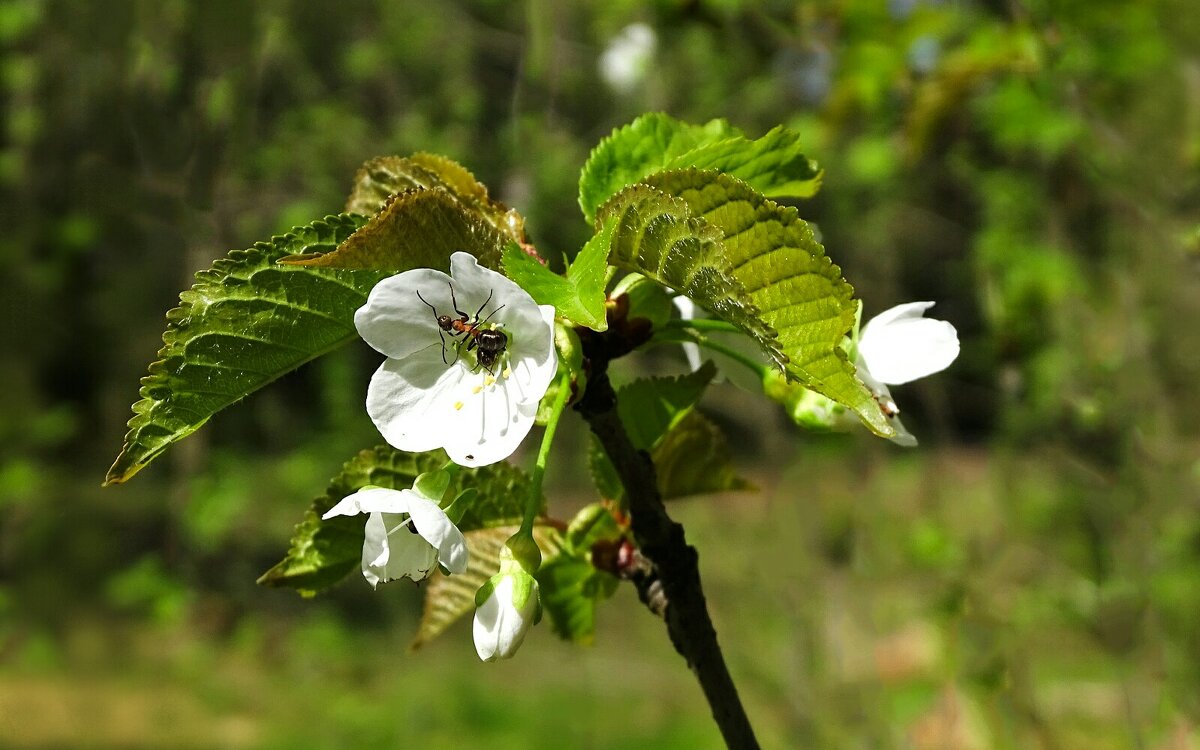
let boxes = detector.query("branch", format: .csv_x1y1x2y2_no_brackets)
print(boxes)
574,316,761,750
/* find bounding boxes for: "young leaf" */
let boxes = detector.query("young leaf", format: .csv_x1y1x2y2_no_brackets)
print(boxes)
105,214,383,485
579,113,741,223
588,363,720,503
280,188,510,273
258,446,539,596
616,361,717,450
538,555,619,645
411,525,563,650
345,153,523,245
643,169,891,436
578,113,823,224
652,410,754,499
500,220,612,331
538,503,622,644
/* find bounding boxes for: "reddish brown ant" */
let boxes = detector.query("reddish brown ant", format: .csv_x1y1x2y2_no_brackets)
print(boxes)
416,284,508,374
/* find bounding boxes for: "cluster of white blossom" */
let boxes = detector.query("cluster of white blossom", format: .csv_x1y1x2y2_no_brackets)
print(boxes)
332,250,959,662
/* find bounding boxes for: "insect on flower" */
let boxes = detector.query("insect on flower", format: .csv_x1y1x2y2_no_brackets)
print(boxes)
416,283,508,374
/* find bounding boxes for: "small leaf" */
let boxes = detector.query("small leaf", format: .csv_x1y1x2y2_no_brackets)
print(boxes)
653,410,754,500
345,153,522,244
501,219,612,331
588,363,717,504
663,127,823,201
105,214,382,485
258,446,539,596
578,113,822,224
579,113,741,223
411,525,563,650
281,188,510,273
538,554,618,645
617,361,717,450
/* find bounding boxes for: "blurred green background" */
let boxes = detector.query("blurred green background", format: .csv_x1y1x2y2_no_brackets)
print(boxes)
2,0,1199,747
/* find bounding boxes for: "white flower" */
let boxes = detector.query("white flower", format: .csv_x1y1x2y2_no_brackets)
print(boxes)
599,23,657,94
322,483,468,588
355,252,557,468
473,569,540,662
855,301,960,446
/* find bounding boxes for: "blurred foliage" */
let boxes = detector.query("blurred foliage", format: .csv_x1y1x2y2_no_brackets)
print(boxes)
2,0,1199,747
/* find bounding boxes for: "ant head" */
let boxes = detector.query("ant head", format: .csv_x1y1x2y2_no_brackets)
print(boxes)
436,314,454,331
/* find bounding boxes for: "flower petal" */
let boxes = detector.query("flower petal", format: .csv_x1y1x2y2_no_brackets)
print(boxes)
366,345,469,453
354,268,455,360
373,514,440,583
322,487,413,519
402,491,469,574
859,302,959,385
360,512,389,588
444,371,540,467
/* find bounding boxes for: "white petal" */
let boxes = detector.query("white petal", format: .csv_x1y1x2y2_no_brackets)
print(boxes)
859,302,959,385
672,296,705,372
322,487,413,519
366,345,469,452
354,269,454,360
374,514,440,583
402,492,469,574
360,512,389,588
449,253,557,393
473,583,504,661
443,373,540,467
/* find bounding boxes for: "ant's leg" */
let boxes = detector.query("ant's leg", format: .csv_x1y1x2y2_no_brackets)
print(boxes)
448,282,469,321
417,289,450,364
472,289,494,324
477,303,506,327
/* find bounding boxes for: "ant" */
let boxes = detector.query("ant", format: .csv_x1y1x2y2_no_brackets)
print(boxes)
416,283,508,374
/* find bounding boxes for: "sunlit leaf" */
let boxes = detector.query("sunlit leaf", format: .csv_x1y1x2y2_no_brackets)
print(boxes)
601,170,893,437
280,187,510,273
345,153,523,244
258,446,539,596
105,214,383,485
501,219,611,331
578,113,822,224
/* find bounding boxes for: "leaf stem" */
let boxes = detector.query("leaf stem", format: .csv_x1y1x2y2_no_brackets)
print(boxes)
663,317,743,334
522,372,572,535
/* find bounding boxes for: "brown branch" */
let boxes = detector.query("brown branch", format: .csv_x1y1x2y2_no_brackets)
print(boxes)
574,317,761,750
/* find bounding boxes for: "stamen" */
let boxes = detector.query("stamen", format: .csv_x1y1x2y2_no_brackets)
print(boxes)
454,401,464,411
472,385,483,395
503,366,512,379
484,375,496,387
385,516,415,537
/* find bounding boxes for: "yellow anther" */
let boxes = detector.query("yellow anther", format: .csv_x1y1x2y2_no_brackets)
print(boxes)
454,401,464,411
472,385,483,394
484,375,496,387
503,366,512,379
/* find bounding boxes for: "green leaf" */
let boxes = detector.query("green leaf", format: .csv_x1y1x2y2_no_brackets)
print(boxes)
538,503,623,644
587,363,718,503
645,169,890,436
500,219,611,331
617,361,717,450
663,127,823,201
653,410,754,500
345,153,523,244
538,554,619,645
105,214,383,485
258,446,540,596
599,171,892,437
578,113,822,224
280,187,510,273
579,113,740,223
411,525,563,650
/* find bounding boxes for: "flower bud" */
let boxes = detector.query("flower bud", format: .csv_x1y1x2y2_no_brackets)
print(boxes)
473,568,540,662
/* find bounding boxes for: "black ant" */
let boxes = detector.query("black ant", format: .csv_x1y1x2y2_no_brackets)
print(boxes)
416,284,508,374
